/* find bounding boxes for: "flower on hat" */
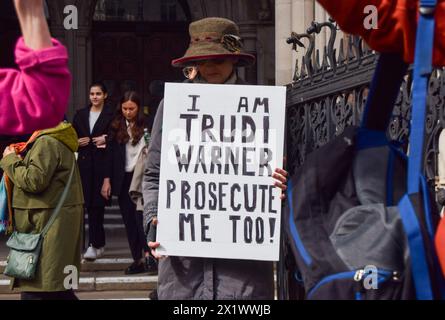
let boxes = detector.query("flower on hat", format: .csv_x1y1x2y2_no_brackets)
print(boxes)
171,17,255,68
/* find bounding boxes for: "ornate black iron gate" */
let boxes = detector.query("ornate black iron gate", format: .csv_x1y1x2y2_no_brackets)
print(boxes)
278,19,445,299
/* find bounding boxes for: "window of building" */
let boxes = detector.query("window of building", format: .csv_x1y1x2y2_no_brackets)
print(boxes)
94,0,187,22
0,1,49,19
161,0,177,21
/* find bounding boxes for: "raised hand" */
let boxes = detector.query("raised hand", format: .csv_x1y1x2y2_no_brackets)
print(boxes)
13,0,52,50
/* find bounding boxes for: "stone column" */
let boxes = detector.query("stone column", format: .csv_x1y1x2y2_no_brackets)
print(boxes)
256,0,275,86
314,2,344,60
275,0,292,85
314,1,327,54
187,0,206,20
276,0,338,85
50,26,93,120
72,27,92,117
239,22,259,84
290,0,309,82
48,0,96,120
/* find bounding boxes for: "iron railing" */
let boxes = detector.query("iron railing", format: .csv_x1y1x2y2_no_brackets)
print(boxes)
279,19,445,300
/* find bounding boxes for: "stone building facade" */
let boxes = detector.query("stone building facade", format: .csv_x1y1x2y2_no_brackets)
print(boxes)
274,0,343,85
43,0,276,122
1,0,336,123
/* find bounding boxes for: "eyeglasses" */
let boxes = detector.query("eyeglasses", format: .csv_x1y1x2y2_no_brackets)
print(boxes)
183,66,197,79
195,58,228,66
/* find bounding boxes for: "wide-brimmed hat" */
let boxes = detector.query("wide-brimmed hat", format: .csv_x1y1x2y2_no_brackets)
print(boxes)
171,17,255,67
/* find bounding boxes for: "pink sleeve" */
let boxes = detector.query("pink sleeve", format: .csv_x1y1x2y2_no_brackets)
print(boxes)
0,37,71,135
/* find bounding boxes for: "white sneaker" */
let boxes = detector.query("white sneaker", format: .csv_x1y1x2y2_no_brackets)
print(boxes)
83,245,97,261
96,247,105,258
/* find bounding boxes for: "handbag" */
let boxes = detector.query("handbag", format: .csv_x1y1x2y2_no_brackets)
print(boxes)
3,159,76,280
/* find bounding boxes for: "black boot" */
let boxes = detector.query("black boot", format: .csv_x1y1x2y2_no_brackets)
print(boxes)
124,261,146,275
145,255,158,275
148,289,158,300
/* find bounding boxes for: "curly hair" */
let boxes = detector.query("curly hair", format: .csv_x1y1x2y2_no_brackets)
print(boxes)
110,91,145,146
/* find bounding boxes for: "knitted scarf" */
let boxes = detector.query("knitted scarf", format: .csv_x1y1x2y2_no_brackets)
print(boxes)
0,130,41,234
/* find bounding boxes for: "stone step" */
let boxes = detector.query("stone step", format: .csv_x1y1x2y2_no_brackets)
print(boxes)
81,258,133,272
0,258,149,273
78,275,157,291
84,223,126,230
77,290,154,300
0,290,153,300
0,279,11,294
111,197,119,207
84,212,123,224
84,223,127,238
104,205,121,214
0,273,157,294
83,205,122,218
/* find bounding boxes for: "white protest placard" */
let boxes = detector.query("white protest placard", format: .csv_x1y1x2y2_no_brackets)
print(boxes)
156,83,286,261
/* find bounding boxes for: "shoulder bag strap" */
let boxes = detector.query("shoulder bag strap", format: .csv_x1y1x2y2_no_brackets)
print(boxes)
41,157,76,237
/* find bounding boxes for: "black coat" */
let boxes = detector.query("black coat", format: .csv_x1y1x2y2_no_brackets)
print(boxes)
104,136,127,198
72,104,114,207
104,123,148,198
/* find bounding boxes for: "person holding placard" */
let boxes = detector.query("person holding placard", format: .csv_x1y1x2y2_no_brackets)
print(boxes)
142,17,288,300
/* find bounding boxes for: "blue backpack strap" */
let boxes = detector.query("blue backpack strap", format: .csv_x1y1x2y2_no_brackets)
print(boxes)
407,0,437,195
360,53,408,133
399,195,434,299
398,0,437,300
357,53,408,209
357,53,408,151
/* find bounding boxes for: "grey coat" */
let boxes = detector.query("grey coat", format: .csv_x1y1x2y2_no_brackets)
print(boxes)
129,147,147,212
142,77,274,300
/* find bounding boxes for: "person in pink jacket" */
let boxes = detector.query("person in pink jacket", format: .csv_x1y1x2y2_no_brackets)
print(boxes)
0,0,71,135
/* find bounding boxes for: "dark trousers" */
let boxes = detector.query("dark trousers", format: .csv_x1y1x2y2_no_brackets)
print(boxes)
119,172,146,262
21,290,78,300
136,210,150,253
87,206,105,248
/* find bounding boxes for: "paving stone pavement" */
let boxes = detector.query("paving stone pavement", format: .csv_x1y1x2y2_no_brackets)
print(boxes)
0,205,158,300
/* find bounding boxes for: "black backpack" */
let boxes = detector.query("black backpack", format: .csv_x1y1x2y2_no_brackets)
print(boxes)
284,0,445,300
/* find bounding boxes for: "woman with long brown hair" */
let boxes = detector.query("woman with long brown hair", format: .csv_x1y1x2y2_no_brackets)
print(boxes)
102,91,149,274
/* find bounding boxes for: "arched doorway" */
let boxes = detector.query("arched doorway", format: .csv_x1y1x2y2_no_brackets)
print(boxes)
92,0,190,128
